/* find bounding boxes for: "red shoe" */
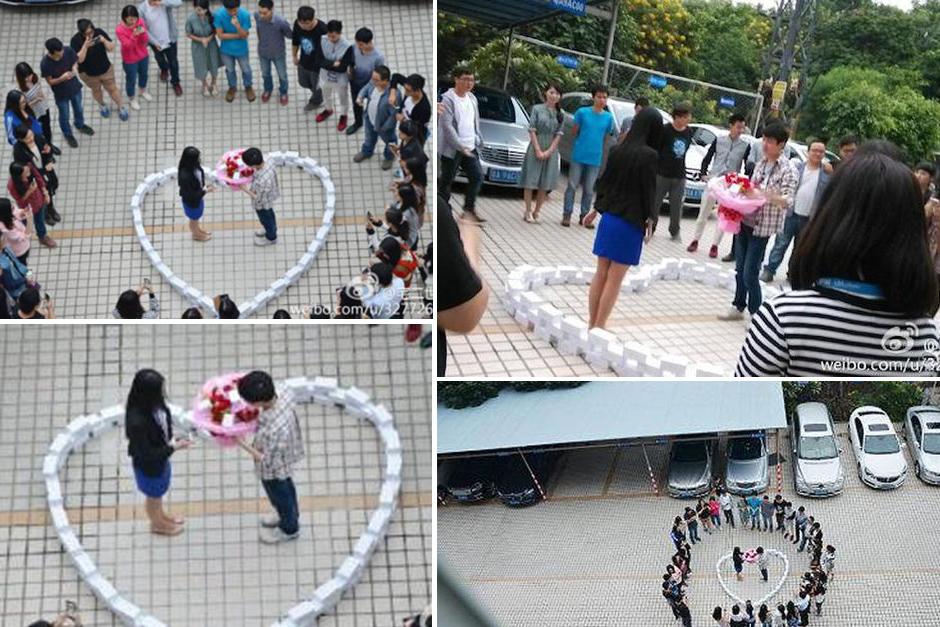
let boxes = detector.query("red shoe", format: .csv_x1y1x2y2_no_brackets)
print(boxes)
173,84,182,97
709,245,719,258
315,109,333,123
405,324,422,343
279,94,288,106
261,91,271,103
337,115,348,132
686,239,699,253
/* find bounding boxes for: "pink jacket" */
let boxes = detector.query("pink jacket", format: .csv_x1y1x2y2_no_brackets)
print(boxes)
0,207,30,258
116,19,150,64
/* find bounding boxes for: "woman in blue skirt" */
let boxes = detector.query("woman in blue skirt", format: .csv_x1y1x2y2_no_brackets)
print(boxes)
177,146,215,241
582,106,663,329
125,369,192,536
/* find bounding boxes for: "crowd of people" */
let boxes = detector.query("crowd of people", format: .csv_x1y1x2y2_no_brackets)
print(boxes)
0,1,431,320
663,487,837,627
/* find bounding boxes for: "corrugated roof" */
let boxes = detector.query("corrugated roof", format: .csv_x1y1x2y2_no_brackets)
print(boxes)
438,382,786,454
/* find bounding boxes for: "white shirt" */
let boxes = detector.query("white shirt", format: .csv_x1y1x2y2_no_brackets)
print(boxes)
454,93,476,150
793,165,820,217
142,3,171,48
719,493,732,510
367,85,385,126
404,95,417,119
365,276,405,319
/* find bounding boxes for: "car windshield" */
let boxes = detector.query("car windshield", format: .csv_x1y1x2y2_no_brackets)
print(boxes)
475,92,516,123
673,442,707,462
864,433,900,454
798,435,838,460
728,437,762,460
923,433,940,454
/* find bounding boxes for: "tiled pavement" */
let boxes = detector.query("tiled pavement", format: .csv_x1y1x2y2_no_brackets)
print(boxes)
439,423,940,626
443,182,786,377
0,0,432,318
0,325,431,626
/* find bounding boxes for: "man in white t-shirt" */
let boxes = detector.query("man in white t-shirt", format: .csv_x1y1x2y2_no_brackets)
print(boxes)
438,66,484,222
761,140,831,283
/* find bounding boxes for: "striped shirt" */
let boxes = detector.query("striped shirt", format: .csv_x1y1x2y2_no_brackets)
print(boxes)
252,385,305,480
735,289,940,377
249,162,280,211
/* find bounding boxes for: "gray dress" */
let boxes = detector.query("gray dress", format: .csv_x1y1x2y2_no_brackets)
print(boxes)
185,13,221,80
518,103,564,191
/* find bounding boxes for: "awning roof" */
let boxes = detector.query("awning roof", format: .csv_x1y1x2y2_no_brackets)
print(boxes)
438,382,786,454
437,0,611,29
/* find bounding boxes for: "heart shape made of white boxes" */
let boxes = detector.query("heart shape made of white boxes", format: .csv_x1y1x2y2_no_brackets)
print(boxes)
715,549,790,607
503,258,783,377
43,376,402,627
130,152,336,318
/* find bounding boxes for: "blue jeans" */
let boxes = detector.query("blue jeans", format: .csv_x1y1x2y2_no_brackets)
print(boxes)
261,477,299,535
733,224,770,314
361,116,397,161
259,54,288,95
764,213,809,276
33,204,48,240
55,91,85,138
123,58,149,98
256,208,277,241
221,52,253,89
564,161,600,218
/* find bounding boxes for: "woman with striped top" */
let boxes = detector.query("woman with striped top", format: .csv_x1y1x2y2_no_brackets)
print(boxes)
736,146,940,377
14,63,59,155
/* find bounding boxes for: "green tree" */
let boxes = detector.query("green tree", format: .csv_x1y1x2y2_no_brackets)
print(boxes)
681,0,770,91
437,13,501,80
812,4,921,77
438,381,586,409
848,382,925,422
468,38,584,106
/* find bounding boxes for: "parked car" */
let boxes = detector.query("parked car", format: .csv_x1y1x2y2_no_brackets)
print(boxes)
724,432,769,495
495,451,561,507
441,456,498,503
905,406,940,485
790,402,844,497
437,84,530,187
849,406,908,490
682,123,731,209
667,437,714,498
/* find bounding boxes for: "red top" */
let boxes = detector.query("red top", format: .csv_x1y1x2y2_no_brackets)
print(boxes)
7,162,47,214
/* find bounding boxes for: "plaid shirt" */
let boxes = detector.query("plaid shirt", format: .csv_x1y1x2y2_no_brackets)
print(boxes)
745,157,798,238
252,385,304,480
249,162,280,211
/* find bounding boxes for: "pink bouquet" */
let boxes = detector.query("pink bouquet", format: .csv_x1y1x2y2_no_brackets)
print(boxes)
214,149,255,189
191,372,259,446
743,548,760,563
707,172,767,234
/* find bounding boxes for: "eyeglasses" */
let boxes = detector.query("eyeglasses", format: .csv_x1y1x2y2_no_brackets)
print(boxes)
456,76,475,83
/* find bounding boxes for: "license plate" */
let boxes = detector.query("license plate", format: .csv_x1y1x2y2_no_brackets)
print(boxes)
686,187,702,200
489,168,519,184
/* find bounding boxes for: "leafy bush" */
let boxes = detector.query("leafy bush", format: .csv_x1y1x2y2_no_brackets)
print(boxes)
848,382,925,423
467,38,583,107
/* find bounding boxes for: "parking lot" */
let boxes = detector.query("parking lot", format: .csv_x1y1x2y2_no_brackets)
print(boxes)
438,423,940,626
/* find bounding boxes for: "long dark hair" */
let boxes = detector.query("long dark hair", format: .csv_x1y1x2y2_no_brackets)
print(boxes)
593,106,663,218
126,369,169,416
116,289,145,318
14,63,39,93
194,0,214,29
0,198,14,230
397,183,419,211
4,90,33,124
178,146,202,175
9,162,32,197
544,83,564,125
404,156,427,187
385,206,410,244
788,148,940,317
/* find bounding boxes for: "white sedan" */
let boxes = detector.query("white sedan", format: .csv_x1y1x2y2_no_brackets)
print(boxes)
905,406,940,485
849,406,908,490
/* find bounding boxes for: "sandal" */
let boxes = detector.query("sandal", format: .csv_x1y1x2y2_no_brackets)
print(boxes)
532,210,541,223
151,524,184,536
523,211,533,223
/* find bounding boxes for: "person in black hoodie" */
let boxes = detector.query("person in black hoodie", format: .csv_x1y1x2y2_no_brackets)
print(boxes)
581,105,662,329
125,369,192,536
177,146,215,241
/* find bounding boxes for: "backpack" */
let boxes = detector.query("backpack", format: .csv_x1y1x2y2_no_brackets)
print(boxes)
393,243,419,287
0,246,30,299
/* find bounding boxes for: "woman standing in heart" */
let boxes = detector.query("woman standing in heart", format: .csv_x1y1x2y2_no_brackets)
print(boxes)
178,146,216,241
125,369,194,536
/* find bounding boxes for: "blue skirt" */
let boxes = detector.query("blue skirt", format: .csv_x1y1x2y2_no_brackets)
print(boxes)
592,212,644,266
134,462,171,498
182,199,205,221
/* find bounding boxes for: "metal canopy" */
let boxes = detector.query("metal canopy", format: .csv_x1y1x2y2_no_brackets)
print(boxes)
438,382,786,454
437,0,611,29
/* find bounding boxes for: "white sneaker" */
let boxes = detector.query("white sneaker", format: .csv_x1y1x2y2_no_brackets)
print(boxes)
717,306,745,321
254,237,277,247
259,527,299,544
254,230,267,238
129,98,140,111
203,85,211,97
260,513,280,528
139,90,153,102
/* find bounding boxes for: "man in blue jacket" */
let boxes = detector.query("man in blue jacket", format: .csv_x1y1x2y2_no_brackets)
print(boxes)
760,140,831,283
353,64,401,170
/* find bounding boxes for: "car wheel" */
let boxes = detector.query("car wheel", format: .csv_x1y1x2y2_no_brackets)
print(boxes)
857,463,863,480
915,462,921,479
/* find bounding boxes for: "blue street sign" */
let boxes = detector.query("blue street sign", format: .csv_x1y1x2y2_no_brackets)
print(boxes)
556,54,580,69
719,96,736,108
549,0,586,16
649,75,668,89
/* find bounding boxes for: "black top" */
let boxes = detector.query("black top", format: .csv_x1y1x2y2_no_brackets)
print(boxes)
437,199,483,376
399,137,426,162
40,48,82,101
178,166,207,207
657,123,693,179
125,404,174,476
70,29,113,76
292,21,328,71
407,96,432,134
320,44,354,72
593,142,658,230
13,135,55,171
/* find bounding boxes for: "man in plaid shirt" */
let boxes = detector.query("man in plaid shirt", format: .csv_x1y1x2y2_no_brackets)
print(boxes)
237,370,305,544
719,121,798,321
238,147,280,246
